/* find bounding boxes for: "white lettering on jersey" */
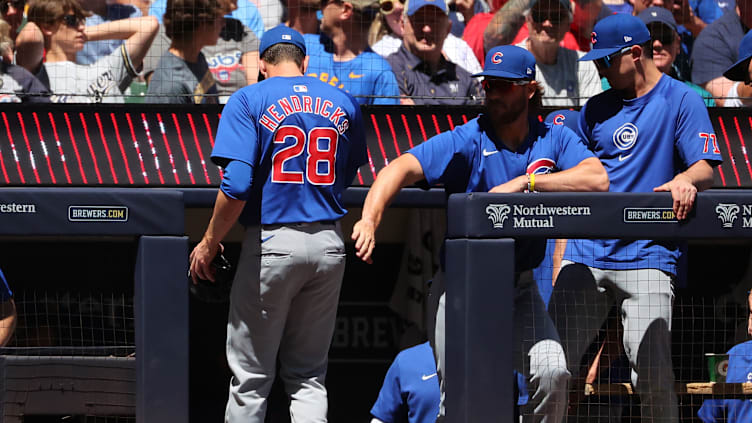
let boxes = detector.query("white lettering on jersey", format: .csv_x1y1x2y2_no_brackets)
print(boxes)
613,122,638,161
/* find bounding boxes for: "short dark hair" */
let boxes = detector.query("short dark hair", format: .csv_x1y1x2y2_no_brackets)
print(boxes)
164,0,223,42
28,0,89,28
640,40,653,59
261,43,305,66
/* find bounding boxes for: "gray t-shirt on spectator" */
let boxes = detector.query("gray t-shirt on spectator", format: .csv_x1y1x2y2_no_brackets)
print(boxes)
201,18,260,103
517,40,602,107
147,51,219,104
691,10,747,86
43,44,137,103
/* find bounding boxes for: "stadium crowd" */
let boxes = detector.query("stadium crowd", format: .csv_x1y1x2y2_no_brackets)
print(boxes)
0,0,744,104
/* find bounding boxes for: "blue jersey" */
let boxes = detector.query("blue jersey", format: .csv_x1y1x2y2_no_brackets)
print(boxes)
409,114,594,270
698,340,752,422
370,342,440,423
564,75,722,275
211,76,367,226
304,33,399,105
0,268,11,302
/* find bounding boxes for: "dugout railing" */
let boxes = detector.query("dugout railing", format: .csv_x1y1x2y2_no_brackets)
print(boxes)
443,191,752,422
0,188,188,423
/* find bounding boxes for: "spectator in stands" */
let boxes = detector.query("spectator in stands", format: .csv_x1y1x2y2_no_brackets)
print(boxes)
386,0,483,104
0,17,49,101
146,0,224,103
149,0,265,39
27,0,158,103
698,340,752,422
76,0,141,65
517,0,602,106
369,0,482,73
0,268,16,347
447,0,489,37
687,0,735,24
478,0,610,65
286,0,320,34
638,6,714,104
202,0,261,102
691,1,752,106
1,0,25,39
304,0,400,104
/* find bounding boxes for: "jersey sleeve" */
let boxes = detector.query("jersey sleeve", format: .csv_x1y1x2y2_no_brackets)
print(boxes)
104,44,138,93
211,89,260,167
344,99,368,185
408,126,472,188
552,125,596,170
370,357,407,423
675,90,723,167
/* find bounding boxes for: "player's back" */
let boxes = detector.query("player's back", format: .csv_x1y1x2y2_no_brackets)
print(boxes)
213,75,367,225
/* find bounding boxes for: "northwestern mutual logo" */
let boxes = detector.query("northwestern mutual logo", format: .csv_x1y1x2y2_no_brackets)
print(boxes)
486,204,511,228
715,203,740,228
486,203,591,229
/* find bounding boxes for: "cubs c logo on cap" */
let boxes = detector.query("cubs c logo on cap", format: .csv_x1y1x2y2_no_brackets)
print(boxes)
553,114,566,125
591,31,597,45
491,52,503,64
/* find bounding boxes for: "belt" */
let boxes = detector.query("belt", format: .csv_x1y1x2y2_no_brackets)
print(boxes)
262,221,336,228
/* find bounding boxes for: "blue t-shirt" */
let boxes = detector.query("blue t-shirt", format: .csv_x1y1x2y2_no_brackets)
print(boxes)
211,76,368,226
149,0,264,39
304,33,399,105
564,75,722,275
371,342,440,423
0,268,12,302
409,114,594,270
698,340,752,422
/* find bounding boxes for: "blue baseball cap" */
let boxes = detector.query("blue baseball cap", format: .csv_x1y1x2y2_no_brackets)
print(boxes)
544,109,580,132
637,6,677,32
579,14,651,62
259,25,307,57
406,0,448,16
724,30,752,81
473,45,536,80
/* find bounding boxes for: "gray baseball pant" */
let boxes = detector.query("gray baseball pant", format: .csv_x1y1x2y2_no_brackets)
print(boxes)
548,261,677,423
225,222,346,423
431,270,570,422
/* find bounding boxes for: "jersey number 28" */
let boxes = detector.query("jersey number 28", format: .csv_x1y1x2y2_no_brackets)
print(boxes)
271,125,338,185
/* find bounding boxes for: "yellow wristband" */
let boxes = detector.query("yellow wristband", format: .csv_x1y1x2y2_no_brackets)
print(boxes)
529,173,535,192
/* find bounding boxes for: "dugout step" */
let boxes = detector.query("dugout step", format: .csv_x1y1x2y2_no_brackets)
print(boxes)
0,355,135,422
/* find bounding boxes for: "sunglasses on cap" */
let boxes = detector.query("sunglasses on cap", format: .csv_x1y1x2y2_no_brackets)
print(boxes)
531,8,567,25
648,23,675,47
0,0,24,14
482,78,530,92
379,0,405,13
62,14,85,28
593,45,632,71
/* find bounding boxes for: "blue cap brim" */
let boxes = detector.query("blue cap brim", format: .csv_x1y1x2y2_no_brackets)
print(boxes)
724,54,752,81
579,47,622,62
472,70,531,79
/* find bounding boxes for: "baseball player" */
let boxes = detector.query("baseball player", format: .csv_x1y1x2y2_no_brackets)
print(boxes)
352,45,609,422
698,340,752,422
0,267,16,346
547,14,722,422
189,25,367,423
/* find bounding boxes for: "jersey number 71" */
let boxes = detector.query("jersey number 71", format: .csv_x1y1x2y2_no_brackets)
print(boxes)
271,125,338,185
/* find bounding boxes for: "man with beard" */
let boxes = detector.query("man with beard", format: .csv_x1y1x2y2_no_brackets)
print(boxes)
351,45,609,421
517,0,602,106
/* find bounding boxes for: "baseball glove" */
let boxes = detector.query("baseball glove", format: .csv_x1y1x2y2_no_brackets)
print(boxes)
190,252,235,303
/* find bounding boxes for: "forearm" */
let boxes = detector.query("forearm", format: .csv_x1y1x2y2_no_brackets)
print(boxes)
360,154,424,229
84,16,157,41
483,0,533,53
202,190,246,246
676,159,714,192
533,158,609,192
